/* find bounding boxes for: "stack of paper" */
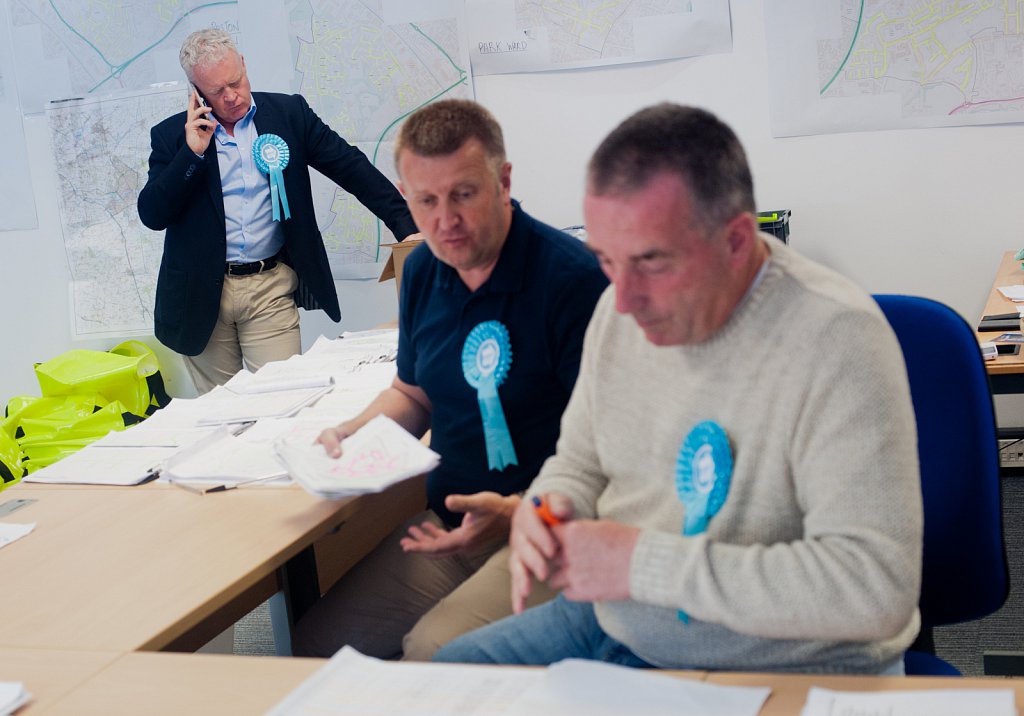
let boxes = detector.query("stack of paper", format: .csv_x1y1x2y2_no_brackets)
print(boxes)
224,368,333,394
274,415,439,499
23,445,176,485
997,285,1024,302
265,647,771,716
160,426,290,487
508,660,769,716
195,384,333,426
21,328,403,488
801,686,1015,716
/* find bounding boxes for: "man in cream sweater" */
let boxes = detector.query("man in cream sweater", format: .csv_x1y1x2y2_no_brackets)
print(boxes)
435,104,923,674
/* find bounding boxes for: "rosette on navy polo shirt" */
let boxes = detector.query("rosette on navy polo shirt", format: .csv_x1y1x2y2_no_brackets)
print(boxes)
675,420,733,623
462,320,518,471
253,133,291,221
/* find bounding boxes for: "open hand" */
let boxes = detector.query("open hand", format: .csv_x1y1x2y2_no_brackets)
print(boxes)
400,492,518,558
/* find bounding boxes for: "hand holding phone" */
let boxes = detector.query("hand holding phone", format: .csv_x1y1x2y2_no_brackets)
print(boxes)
191,84,211,123
185,82,215,155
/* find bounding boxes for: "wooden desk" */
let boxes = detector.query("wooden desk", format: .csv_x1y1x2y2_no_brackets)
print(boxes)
14,654,1023,715
707,671,1024,715
0,648,121,713
979,251,1024,393
0,476,424,653
41,652,324,716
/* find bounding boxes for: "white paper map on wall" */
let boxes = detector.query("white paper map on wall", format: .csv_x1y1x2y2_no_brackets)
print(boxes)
285,0,473,278
7,0,239,115
766,1,1024,137
46,86,185,339
465,0,732,75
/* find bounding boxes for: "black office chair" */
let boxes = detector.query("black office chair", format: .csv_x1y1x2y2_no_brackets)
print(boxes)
874,294,1009,675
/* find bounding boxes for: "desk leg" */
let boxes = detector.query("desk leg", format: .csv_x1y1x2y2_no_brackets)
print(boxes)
268,591,292,656
281,546,320,633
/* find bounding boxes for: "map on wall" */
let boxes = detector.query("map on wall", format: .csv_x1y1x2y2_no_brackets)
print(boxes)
765,0,1024,136
285,0,473,278
465,0,733,75
46,86,184,338
7,0,239,115
16,0,472,335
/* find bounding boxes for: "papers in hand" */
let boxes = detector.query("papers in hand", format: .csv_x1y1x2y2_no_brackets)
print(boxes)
274,415,439,499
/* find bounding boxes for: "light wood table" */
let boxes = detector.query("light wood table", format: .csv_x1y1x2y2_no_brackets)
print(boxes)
17,654,1024,715
978,250,1024,393
0,648,121,713
0,475,424,653
708,671,1024,715
40,652,324,716
28,652,696,715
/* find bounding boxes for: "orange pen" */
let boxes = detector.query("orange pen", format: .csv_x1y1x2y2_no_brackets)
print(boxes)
531,495,562,527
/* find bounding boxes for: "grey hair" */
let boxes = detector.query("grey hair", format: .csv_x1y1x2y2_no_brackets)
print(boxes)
179,28,238,83
587,103,755,233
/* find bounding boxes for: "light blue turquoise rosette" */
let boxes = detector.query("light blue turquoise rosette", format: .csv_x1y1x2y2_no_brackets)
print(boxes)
252,133,291,221
674,420,733,623
462,321,518,471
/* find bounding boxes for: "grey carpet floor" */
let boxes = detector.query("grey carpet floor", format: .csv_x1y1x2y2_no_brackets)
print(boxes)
233,601,277,657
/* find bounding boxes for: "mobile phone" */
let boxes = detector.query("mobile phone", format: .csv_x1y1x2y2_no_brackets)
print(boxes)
189,81,212,133
191,83,209,108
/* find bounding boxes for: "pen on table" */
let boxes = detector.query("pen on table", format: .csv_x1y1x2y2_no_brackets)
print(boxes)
228,420,257,436
170,473,284,495
531,495,562,527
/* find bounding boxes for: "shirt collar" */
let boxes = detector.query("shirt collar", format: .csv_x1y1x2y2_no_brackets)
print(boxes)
435,200,529,295
213,97,258,144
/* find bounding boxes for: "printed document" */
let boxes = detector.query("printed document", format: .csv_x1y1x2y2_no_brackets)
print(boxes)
274,415,439,498
801,685,1015,716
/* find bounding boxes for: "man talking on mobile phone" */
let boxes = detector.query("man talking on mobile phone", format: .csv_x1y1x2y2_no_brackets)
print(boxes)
138,29,420,393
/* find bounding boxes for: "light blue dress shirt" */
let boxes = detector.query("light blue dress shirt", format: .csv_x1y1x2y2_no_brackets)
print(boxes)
213,100,285,263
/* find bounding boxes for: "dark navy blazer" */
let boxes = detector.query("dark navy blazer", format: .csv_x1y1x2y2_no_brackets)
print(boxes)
138,92,417,355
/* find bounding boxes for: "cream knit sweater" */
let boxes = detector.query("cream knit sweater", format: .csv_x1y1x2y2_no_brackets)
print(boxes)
532,238,923,673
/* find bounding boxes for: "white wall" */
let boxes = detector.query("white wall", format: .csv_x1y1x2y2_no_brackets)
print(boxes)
4,0,1022,416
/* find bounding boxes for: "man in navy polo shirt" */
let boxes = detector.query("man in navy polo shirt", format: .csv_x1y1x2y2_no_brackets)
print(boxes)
292,99,608,661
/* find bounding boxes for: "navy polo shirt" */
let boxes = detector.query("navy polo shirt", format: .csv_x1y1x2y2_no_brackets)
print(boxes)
397,203,608,527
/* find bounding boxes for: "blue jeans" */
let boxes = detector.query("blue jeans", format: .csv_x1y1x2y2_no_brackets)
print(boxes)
433,594,654,667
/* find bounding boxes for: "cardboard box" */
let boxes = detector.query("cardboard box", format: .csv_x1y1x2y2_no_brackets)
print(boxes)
378,239,425,299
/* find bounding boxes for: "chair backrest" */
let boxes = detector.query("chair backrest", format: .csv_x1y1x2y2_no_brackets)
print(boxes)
874,294,1008,629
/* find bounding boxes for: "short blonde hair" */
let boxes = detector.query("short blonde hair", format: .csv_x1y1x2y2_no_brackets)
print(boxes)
179,29,238,83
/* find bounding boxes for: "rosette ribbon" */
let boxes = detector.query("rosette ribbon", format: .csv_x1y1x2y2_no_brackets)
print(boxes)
462,320,518,471
674,420,733,623
252,133,291,221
